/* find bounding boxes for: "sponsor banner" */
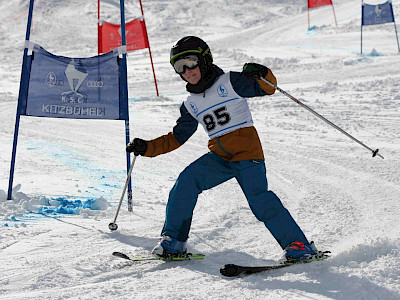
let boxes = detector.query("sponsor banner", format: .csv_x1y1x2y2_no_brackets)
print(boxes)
362,1,395,26
26,46,121,119
308,0,333,9
99,18,149,54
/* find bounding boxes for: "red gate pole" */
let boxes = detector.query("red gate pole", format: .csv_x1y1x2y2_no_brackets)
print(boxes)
331,1,338,27
139,0,159,96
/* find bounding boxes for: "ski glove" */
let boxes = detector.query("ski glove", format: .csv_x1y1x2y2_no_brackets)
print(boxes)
126,138,148,156
242,63,268,79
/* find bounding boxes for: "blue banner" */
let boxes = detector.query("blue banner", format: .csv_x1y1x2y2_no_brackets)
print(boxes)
25,46,122,119
362,1,395,26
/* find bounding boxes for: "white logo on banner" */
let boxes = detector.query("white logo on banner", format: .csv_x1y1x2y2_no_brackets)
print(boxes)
61,61,88,103
46,72,56,87
375,5,383,17
46,72,64,87
117,27,129,38
65,61,88,92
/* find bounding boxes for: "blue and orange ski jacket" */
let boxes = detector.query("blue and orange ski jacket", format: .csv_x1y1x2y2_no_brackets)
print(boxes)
143,65,277,161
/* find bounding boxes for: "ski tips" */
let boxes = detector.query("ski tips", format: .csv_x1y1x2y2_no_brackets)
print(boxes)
112,251,130,260
220,264,244,277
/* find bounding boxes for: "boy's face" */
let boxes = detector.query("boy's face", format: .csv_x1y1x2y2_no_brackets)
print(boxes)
181,66,201,85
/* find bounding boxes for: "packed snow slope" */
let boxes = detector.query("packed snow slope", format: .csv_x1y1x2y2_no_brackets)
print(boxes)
1,0,400,299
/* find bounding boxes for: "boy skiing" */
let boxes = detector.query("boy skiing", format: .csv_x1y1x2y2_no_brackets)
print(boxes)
126,36,323,263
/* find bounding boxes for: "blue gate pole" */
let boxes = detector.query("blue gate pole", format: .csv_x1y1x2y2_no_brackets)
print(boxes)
394,21,400,52
7,0,35,200
388,0,400,52
361,1,363,55
119,0,133,211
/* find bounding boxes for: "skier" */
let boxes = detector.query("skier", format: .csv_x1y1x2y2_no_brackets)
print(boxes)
126,36,322,263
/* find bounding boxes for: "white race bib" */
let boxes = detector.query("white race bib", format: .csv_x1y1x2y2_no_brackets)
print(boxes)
184,72,253,139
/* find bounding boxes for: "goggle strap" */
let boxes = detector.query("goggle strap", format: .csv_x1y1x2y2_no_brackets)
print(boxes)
170,47,209,65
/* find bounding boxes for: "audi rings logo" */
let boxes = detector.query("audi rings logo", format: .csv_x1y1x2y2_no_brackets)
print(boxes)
46,72,64,87
86,79,104,88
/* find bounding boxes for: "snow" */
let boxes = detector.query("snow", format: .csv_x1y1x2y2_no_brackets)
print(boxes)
1,0,400,299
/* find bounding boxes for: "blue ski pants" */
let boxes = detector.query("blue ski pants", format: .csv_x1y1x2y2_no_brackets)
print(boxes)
161,152,309,249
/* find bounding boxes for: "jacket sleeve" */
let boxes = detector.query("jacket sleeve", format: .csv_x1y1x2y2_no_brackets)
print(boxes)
230,68,277,97
144,103,198,157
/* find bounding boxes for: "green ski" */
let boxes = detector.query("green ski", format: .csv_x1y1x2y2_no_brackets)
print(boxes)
112,251,205,262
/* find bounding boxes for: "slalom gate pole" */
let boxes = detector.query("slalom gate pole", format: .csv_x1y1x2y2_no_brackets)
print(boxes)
361,0,364,54
119,0,134,212
7,0,35,200
331,1,338,27
109,155,137,231
139,0,159,96
259,77,384,159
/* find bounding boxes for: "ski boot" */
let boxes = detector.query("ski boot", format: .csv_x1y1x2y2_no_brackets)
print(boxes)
151,235,187,259
281,241,326,264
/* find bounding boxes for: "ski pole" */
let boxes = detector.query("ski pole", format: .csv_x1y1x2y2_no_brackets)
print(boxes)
260,77,384,159
109,155,137,231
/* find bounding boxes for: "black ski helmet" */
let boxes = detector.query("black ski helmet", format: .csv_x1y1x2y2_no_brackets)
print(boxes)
170,36,213,69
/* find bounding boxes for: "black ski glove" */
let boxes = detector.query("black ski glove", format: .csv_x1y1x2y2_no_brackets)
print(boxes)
126,138,148,156
242,63,268,79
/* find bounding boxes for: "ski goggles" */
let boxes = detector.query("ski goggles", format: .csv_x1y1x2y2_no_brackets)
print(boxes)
173,55,199,74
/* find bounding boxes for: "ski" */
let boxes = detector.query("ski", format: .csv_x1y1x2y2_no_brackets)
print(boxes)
220,252,330,277
112,251,205,262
